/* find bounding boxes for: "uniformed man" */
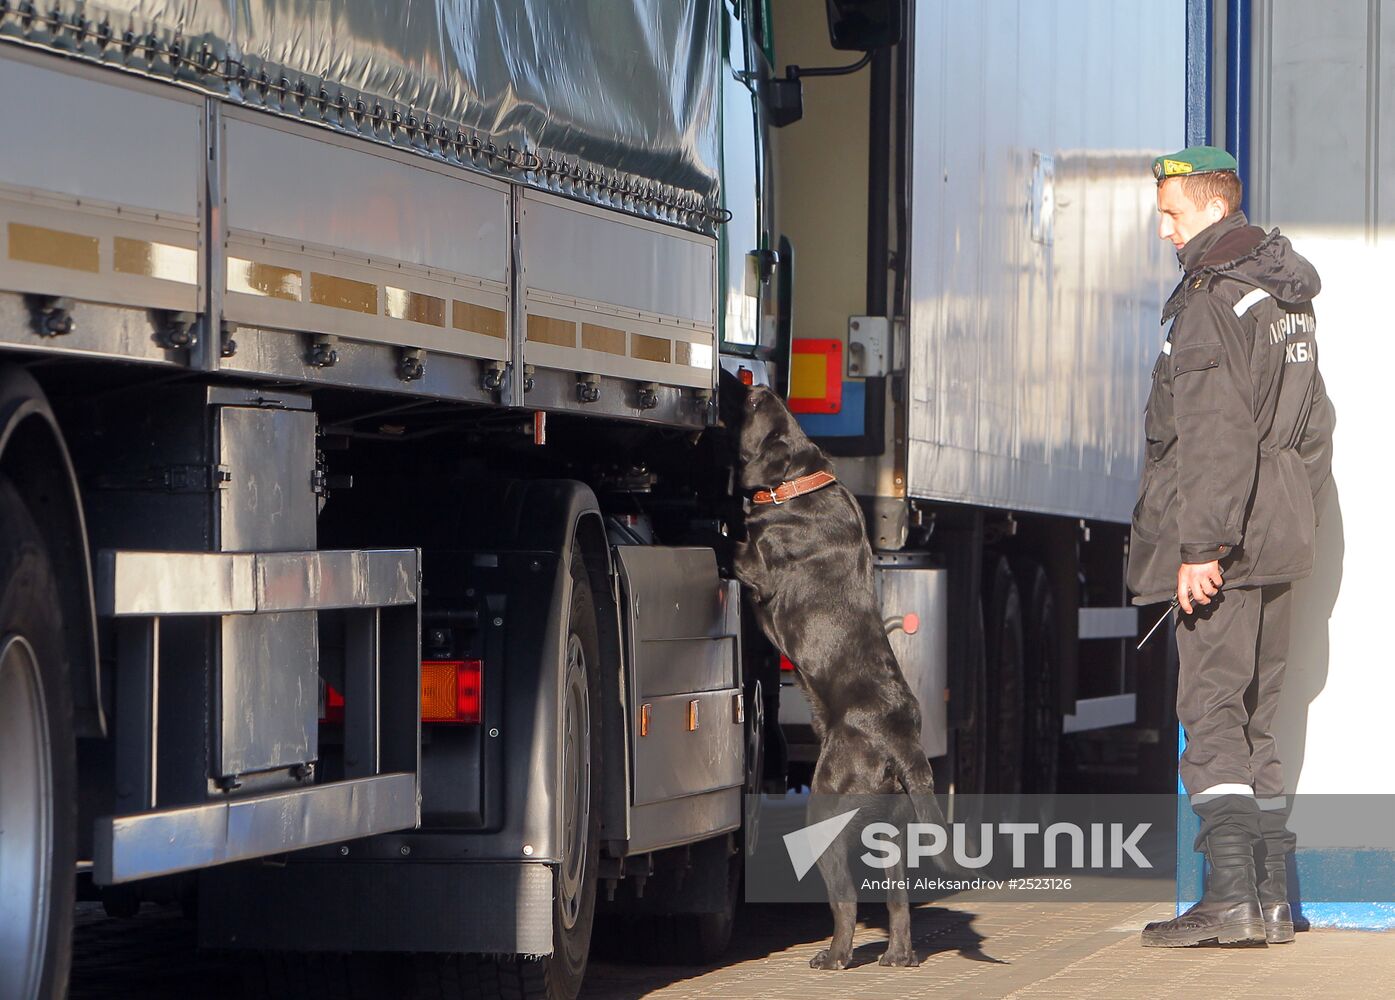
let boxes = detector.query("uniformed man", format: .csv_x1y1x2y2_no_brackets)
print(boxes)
1128,146,1334,948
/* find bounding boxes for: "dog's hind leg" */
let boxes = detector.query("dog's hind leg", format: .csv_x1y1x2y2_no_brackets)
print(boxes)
879,794,919,967
806,800,857,968
809,856,857,970
807,738,866,970
881,892,918,966
809,912,857,970
807,793,858,969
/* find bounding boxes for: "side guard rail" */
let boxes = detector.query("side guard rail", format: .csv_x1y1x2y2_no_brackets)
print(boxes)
92,547,421,885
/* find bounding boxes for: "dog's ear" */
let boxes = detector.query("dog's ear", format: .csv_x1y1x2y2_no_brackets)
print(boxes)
760,428,792,477
740,424,792,490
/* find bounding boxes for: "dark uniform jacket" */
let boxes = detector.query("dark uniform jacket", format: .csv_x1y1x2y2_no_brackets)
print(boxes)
1128,211,1334,605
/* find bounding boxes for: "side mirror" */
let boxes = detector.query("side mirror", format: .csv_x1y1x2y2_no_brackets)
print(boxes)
824,0,902,51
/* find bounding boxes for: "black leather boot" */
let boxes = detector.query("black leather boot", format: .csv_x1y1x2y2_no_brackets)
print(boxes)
1142,797,1266,948
1256,806,1297,944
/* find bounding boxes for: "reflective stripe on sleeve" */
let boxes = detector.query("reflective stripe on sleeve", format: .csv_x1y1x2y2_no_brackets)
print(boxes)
1233,288,1271,317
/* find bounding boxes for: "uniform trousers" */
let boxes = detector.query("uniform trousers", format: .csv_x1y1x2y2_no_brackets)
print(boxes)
1175,583,1292,799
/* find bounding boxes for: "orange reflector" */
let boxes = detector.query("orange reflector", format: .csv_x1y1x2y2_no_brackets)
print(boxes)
738,365,755,386
421,659,482,724
640,703,652,737
687,699,699,732
787,339,843,414
779,654,797,672
903,612,920,635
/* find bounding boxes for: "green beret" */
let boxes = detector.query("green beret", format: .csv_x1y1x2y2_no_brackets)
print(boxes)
1151,145,1239,181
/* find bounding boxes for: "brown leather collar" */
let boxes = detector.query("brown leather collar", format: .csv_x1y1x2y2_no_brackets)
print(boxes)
752,471,838,505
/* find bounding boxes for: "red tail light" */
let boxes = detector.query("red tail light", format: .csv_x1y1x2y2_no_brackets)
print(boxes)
422,659,482,724
319,681,345,724
779,654,797,672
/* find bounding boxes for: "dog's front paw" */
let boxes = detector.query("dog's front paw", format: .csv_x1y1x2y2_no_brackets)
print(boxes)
878,945,920,968
809,949,850,971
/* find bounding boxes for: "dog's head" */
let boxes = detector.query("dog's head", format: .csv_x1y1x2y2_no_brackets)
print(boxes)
736,383,827,492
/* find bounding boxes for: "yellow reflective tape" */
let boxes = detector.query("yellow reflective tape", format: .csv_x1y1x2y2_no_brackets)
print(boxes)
789,352,826,400
631,333,671,364
227,258,302,301
453,300,506,338
674,340,713,369
114,237,198,284
1163,158,1194,176
385,286,446,327
581,323,626,356
7,222,99,273
527,314,576,348
310,272,378,314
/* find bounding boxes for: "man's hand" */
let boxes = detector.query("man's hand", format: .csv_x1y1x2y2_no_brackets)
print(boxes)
1177,560,1223,614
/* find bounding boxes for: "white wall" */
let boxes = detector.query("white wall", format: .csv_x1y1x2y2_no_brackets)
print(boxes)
1253,2,1395,809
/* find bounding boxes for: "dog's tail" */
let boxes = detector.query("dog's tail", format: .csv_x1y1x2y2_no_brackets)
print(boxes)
891,748,965,875
891,747,949,830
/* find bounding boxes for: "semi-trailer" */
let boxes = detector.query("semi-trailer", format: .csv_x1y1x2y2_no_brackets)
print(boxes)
0,2,1184,998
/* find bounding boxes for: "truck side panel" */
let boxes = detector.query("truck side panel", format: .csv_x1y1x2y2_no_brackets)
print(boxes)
0,48,203,326
221,111,512,364
905,0,1184,523
520,190,718,395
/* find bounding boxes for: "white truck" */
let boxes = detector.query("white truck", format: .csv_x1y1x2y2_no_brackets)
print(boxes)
0,2,1184,998
768,0,1186,796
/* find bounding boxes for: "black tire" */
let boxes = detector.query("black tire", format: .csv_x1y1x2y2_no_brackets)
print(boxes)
0,474,77,1000
681,846,741,965
743,678,764,850
951,597,987,797
1017,563,1061,794
541,552,604,998
983,558,1025,795
421,552,603,1000
592,838,741,967
244,952,395,1000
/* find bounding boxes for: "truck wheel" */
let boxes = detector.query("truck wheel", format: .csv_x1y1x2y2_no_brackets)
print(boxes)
743,679,764,853
682,844,741,964
951,599,987,796
424,552,603,1000
0,475,76,1000
984,559,1025,794
592,838,741,967
547,554,603,998
1018,564,1061,794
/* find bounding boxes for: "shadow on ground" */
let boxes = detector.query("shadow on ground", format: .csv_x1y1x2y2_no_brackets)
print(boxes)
70,899,994,999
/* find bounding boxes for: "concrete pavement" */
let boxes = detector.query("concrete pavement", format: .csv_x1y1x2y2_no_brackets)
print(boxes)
73,897,1389,999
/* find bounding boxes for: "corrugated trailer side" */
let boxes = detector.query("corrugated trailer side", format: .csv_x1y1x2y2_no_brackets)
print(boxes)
905,0,1184,522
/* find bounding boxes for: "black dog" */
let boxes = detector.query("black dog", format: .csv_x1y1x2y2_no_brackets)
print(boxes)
732,383,939,969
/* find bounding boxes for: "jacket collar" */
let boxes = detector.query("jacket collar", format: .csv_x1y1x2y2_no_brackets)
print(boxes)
1176,210,1250,274
1162,211,1274,323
